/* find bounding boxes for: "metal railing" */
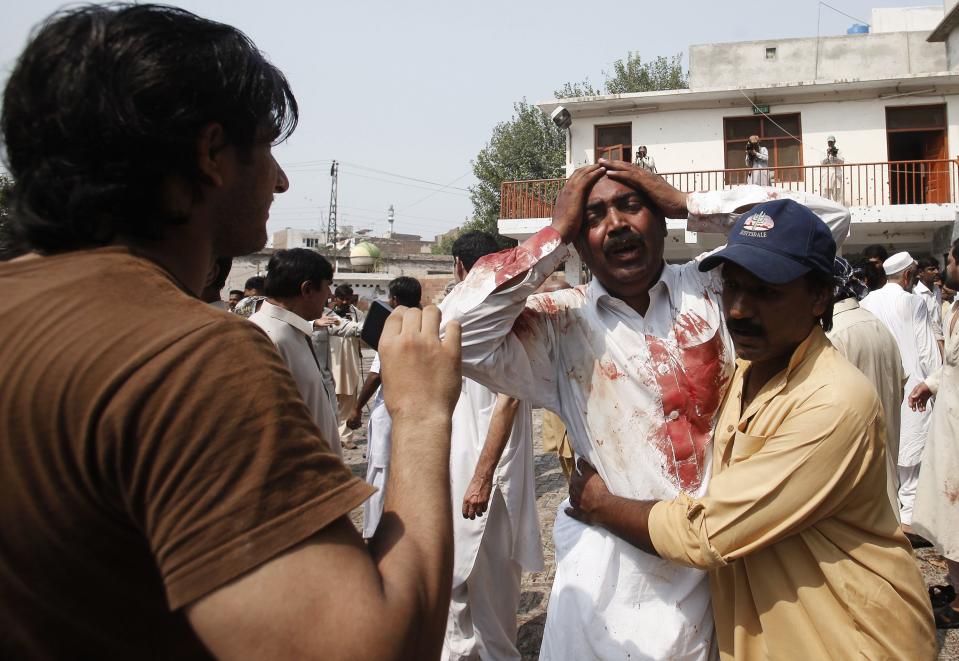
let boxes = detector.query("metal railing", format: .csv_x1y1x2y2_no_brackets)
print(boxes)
499,159,959,219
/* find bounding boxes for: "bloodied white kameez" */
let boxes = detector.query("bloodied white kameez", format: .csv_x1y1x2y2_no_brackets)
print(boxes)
439,186,849,660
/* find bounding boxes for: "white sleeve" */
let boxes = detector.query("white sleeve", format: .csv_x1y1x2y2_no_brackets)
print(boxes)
913,297,943,380
439,228,568,411
686,186,851,247
370,352,381,374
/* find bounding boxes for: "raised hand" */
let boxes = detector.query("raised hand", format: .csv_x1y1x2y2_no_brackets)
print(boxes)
378,305,462,424
598,158,689,219
550,164,606,243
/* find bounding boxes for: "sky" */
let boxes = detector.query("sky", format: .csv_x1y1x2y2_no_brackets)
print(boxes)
0,0,938,242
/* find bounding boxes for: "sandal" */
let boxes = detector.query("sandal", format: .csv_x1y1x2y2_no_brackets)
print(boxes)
934,606,959,629
930,585,957,609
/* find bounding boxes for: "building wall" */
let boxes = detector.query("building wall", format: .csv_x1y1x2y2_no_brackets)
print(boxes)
871,6,944,33
568,94,959,173
689,31,946,89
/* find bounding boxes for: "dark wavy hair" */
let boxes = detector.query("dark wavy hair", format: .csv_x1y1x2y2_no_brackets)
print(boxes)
1,3,298,253
264,249,334,299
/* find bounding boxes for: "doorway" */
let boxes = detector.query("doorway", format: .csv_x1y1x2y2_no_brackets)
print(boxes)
886,105,948,204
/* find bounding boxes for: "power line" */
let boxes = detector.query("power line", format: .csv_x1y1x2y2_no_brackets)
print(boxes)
339,161,471,191
338,170,470,196
399,171,473,211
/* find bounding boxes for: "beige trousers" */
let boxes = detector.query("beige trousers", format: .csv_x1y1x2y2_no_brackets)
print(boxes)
337,392,358,447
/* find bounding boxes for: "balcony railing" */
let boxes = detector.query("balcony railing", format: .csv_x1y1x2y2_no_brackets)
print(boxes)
499,159,959,219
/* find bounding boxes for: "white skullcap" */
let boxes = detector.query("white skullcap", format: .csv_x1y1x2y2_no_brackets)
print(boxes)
883,251,916,276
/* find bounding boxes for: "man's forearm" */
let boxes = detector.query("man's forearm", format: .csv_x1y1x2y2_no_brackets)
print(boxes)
354,373,381,411
592,494,661,557
474,395,519,478
370,411,453,657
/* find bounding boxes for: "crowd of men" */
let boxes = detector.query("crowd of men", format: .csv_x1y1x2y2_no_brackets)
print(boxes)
1,4,957,661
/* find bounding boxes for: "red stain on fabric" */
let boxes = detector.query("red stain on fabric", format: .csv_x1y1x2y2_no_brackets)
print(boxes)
945,480,959,505
646,324,729,492
471,228,561,287
598,360,626,381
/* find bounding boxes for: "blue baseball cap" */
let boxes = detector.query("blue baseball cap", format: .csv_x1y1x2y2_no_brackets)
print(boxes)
698,198,836,284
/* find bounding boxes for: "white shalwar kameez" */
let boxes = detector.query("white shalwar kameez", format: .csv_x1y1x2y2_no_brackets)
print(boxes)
361,353,392,539
439,186,849,660
439,374,543,661
861,283,942,524
913,307,959,560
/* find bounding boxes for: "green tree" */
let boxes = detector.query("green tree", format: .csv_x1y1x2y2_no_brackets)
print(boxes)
557,52,688,97
467,100,565,247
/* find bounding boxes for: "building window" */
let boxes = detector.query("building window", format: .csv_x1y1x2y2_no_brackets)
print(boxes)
765,47,777,60
886,104,948,204
304,237,319,248
594,123,632,163
723,113,803,183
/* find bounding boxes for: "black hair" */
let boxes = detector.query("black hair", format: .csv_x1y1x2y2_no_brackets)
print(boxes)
804,270,834,333
862,244,889,262
917,255,940,271
229,289,244,297
1,4,298,253
452,231,501,273
855,260,884,291
209,256,232,290
263,249,333,298
244,276,265,292
334,284,354,299
388,276,421,308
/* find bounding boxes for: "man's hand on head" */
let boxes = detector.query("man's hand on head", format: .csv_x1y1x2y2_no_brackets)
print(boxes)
598,159,689,220
550,164,607,244
378,305,461,424
565,458,612,526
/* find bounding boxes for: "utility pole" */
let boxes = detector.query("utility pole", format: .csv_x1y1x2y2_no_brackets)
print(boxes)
327,160,338,245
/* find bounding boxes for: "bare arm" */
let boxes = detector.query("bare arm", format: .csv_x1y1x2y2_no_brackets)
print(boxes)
186,306,461,660
462,395,520,519
348,368,382,429
565,458,659,555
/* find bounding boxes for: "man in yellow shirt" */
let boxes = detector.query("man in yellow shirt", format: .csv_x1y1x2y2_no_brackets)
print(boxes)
567,198,935,660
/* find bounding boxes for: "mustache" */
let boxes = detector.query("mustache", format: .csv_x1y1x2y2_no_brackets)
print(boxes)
726,318,764,337
603,230,645,256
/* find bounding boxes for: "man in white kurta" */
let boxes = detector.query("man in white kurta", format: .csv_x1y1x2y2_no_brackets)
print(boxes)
440,164,849,659
361,352,391,539
911,238,959,626
861,252,942,527
442,380,542,660
440,231,544,660
251,300,343,458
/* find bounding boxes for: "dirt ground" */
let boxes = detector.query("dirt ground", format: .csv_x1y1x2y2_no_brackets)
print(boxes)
343,398,958,659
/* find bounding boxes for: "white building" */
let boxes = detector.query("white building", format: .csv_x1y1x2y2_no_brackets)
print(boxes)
500,5,959,275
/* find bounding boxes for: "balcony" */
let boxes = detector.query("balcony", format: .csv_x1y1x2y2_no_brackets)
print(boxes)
499,159,959,220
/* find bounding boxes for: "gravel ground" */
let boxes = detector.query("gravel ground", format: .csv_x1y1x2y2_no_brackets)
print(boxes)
342,360,957,659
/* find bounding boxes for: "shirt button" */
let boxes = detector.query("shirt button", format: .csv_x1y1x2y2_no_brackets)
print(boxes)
658,364,669,375
726,425,734,432
668,410,680,421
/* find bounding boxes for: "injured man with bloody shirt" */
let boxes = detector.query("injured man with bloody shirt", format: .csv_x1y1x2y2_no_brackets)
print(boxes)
439,160,849,659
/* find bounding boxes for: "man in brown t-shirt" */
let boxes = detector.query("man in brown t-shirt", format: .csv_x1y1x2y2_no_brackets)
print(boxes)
0,5,460,659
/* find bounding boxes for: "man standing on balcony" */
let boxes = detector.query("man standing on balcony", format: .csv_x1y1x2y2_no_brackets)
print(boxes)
634,145,657,173
440,160,849,659
745,135,770,185
820,135,845,203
